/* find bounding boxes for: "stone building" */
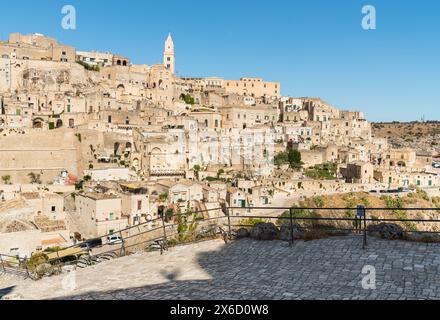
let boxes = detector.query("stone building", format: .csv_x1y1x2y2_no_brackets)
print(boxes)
223,77,280,99
0,33,75,62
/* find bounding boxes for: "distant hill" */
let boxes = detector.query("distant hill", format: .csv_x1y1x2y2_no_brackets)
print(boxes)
372,122,440,154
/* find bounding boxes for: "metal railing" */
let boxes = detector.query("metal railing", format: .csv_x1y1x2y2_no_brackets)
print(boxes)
0,253,37,280
2,205,440,280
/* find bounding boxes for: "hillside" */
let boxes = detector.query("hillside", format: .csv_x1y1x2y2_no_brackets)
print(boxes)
372,122,440,155
292,190,440,232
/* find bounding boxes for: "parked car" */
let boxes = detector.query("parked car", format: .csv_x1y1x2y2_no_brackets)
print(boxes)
399,187,416,193
85,237,103,249
107,235,123,245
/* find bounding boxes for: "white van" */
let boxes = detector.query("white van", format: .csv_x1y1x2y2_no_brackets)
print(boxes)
107,235,122,245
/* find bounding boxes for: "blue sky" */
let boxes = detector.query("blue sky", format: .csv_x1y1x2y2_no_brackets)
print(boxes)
0,0,439,122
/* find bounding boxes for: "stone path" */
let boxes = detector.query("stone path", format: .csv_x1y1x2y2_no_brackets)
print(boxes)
2,236,440,300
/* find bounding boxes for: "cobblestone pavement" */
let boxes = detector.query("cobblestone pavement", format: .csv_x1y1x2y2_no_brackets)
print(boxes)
2,236,440,300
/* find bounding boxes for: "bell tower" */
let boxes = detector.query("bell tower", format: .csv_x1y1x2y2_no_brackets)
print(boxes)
163,32,175,74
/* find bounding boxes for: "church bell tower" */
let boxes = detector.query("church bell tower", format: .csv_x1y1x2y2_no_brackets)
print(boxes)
163,32,175,74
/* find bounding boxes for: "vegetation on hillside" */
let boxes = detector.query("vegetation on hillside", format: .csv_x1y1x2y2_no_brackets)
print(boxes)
305,162,337,180
276,190,440,233
180,93,195,105
274,149,303,169
76,60,100,71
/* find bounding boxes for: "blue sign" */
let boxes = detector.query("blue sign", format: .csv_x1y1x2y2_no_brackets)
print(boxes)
356,205,365,217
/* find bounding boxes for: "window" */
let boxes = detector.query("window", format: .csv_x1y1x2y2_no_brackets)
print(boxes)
51,206,56,212
137,200,142,210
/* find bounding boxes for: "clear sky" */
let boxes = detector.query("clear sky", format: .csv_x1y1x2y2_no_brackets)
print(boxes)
0,0,439,122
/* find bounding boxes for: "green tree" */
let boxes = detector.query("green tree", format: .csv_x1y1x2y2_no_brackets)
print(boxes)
288,149,303,169
193,165,201,180
274,151,289,166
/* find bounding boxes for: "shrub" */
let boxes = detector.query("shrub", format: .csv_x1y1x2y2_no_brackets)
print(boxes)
165,208,174,221
77,60,100,71
276,205,321,226
159,193,168,201
180,94,195,105
27,252,48,271
28,172,42,184
312,196,324,208
176,211,198,242
305,162,337,180
1,175,11,184
238,218,267,227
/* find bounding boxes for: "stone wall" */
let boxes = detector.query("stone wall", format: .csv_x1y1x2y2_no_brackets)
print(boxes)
0,129,79,183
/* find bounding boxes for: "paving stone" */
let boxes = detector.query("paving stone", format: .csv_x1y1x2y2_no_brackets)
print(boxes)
2,236,440,300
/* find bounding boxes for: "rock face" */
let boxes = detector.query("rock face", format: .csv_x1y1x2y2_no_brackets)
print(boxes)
279,223,304,241
367,223,404,240
35,263,55,278
250,222,280,241
236,228,250,239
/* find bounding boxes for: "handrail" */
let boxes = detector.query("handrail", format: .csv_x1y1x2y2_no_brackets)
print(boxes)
3,205,440,280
